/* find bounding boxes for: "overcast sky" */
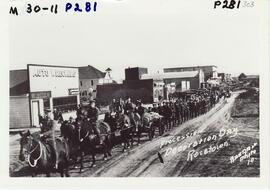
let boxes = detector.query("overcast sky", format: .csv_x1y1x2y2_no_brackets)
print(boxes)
10,0,264,80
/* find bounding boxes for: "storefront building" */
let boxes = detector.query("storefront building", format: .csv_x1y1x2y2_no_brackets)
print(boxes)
10,64,80,129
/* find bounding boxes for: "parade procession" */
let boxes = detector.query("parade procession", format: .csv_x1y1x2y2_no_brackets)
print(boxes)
5,0,268,187
9,62,260,178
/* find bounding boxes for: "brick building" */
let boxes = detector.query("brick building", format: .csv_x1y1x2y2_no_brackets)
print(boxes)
96,67,155,104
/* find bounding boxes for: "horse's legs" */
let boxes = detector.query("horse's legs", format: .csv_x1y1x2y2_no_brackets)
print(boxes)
131,130,134,147
79,152,84,173
65,167,70,177
103,147,108,161
137,130,141,145
122,135,127,152
60,169,64,177
31,169,37,177
46,172,50,177
91,154,96,167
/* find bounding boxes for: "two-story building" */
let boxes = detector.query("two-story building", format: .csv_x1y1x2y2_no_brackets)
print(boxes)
164,65,217,81
78,65,106,101
10,64,80,129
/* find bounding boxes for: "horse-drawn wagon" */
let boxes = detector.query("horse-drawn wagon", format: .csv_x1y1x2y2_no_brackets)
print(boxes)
141,112,164,140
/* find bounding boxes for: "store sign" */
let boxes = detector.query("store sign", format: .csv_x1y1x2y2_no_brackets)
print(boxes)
30,91,51,99
28,65,79,98
30,67,77,78
68,88,79,95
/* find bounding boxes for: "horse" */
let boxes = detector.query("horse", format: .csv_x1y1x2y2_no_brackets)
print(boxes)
19,130,70,177
61,118,112,173
132,112,144,145
114,112,135,152
60,121,82,168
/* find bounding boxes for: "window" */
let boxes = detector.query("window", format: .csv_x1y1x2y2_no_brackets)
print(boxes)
181,81,186,91
53,96,77,112
187,81,190,90
91,80,94,86
80,81,82,86
43,98,50,110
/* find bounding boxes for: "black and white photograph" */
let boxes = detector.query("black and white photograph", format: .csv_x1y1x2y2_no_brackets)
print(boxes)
2,0,270,187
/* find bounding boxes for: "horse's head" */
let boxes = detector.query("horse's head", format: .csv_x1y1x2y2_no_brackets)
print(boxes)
61,120,75,138
19,130,33,162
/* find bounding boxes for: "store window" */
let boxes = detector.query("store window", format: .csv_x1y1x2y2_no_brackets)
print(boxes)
53,96,77,112
43,98,50,110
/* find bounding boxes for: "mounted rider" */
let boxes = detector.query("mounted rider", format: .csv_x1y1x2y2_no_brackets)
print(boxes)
39,109,59,169
123,97,136,127
136,100,145,117
86,100,101,143
76,104,83,120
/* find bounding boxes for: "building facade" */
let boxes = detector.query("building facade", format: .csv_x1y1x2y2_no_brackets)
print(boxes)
164,65,217,81
10,64,80,129
96,67,156,104
78,65,106,101
141,70,205,93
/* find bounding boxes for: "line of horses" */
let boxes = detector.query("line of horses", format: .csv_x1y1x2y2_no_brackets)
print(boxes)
18,88,230,177
18,111,164,177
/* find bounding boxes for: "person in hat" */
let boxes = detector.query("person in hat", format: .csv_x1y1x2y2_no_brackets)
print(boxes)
136,101,145,118
87,100,100,142
124,97,134,114
151,103,158,113
40,110,59,169
76,104,83,119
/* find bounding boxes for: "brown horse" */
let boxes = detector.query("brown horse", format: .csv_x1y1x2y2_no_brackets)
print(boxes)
61,119,112,173
110,112,133,152
19,130,70,177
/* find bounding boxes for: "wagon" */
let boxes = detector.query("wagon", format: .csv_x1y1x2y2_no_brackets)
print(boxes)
141,112,164,140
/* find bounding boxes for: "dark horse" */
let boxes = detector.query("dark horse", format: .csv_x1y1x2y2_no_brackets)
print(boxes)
60,119,112,173
19,130,70,177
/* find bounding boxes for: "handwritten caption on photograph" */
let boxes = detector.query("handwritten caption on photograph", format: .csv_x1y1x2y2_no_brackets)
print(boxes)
161,127,238,161
230,142,258,165
9,1,98,16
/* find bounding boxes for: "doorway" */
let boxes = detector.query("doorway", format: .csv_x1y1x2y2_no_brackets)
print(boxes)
32,100,40,127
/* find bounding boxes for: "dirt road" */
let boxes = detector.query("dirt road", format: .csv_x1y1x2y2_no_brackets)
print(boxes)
10,91,259,177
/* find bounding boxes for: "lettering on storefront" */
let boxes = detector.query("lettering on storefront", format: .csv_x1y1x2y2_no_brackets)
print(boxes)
31,68,77,78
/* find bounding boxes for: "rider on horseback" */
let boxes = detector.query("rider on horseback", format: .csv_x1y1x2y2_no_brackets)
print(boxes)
40,110,59,169
87,100,101,143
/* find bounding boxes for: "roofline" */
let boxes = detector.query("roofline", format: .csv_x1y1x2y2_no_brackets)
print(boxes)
125,67,148,70
164,65,217,70
9,68,27,72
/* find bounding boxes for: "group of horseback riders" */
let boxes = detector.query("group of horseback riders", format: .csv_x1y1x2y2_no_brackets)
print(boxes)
20,87,231,176
37,99,100,170
105,88,230,132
